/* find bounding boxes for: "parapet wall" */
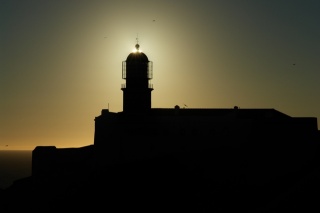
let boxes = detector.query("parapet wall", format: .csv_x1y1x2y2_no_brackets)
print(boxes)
32,145,95,177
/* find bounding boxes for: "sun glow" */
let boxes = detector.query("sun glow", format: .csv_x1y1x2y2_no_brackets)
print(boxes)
132,49,143,53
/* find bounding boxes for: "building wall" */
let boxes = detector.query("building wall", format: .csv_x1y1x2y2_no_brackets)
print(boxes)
93,109,319,164
31,109,319,178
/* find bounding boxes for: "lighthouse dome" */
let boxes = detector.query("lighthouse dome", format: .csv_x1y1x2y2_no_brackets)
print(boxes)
126,44,149,63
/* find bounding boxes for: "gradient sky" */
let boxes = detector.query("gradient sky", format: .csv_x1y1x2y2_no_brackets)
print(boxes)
1,0,319,150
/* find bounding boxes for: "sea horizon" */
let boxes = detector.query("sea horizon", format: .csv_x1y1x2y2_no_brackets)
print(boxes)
0,150,32,189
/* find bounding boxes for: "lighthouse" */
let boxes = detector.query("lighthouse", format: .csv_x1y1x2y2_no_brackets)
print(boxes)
121,42,153,113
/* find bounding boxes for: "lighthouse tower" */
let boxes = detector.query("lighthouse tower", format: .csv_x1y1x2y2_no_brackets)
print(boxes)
121,42,153,113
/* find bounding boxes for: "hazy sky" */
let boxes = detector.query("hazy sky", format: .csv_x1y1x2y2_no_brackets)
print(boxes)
1,0,319,150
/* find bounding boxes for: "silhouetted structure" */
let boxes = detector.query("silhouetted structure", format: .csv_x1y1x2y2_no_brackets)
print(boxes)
121,43,153,113
2,42,320,212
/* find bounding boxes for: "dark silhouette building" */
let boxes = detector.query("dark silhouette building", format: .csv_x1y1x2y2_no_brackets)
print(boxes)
2,42,320,212
93,43,319,165
121,43,153,113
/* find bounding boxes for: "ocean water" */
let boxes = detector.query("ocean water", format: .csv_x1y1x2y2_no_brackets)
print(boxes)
0,150,32,189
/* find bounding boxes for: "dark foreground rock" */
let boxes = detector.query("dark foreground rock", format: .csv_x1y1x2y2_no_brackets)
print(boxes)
1,147,320,212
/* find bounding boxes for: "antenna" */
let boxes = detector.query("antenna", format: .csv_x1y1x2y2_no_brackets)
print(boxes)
135,34,140,51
